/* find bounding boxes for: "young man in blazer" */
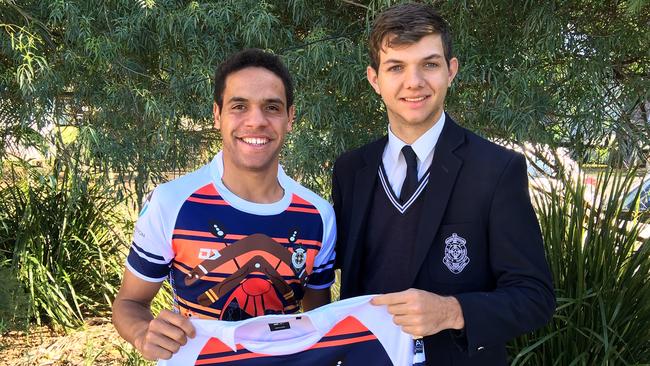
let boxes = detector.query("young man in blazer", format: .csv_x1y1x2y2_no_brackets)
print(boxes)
332,3,555,365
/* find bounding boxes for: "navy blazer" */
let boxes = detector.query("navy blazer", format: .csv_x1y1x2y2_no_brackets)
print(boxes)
332,115,555,365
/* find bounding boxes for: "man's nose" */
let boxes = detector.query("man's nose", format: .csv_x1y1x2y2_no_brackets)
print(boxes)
404,67,424,89
245,106,269,127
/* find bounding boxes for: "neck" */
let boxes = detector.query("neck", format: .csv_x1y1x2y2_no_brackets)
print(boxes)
389,112,443,145
221,161,284,204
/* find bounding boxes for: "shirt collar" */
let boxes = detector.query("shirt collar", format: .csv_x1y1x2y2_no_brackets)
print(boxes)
386,112,446,164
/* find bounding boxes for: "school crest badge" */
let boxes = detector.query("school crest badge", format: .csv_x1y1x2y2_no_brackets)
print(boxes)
291,247,307,270
443,233,469,274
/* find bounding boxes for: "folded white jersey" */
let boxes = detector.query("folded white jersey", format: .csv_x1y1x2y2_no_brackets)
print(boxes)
158,295,426,366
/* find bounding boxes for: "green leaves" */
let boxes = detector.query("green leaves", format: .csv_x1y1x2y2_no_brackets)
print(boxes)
0,160,128,328
510,171,650,364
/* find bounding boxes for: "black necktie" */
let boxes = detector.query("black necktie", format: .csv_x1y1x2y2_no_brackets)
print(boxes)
399,145,419,203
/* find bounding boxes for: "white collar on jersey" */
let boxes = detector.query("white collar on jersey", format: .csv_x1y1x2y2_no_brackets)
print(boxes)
208,151,293,216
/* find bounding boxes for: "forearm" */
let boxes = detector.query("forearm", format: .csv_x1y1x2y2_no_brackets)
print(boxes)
302,287,331,311
112,297,154,348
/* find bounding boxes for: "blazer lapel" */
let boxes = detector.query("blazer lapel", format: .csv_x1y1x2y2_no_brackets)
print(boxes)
407,116,465,286
340,137,386,295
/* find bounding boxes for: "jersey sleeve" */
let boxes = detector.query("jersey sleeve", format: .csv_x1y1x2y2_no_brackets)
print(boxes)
126,188,175,282
306,203,336,289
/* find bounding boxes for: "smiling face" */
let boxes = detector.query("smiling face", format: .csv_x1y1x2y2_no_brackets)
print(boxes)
214,67,294,176
367,34,458,141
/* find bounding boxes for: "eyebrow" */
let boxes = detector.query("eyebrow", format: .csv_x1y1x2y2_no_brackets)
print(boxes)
382,53,443,65
227,96,285,106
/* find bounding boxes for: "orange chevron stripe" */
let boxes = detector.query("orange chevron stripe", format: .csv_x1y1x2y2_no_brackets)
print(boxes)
286,207,321,214
176,296,221,316
172,230,321,246
187,197,228,205
195,184,220,196
291,194,313,206
325,316,371,336
173,229,215,237
310,334,378,349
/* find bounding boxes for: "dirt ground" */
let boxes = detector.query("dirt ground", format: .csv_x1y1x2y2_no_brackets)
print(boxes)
0,318,147,366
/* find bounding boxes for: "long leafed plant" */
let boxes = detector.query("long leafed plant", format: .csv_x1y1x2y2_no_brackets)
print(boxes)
509,170,650,365
0,158,127,329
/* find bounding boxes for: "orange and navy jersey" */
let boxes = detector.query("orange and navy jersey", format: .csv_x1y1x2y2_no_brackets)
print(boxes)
126,152,336,321
157,296,422,366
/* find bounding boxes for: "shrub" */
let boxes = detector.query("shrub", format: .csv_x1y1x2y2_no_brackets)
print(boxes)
0,159,128,328
510,171,650,364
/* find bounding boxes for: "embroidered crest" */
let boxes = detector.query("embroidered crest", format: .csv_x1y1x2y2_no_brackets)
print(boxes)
291,247,307,269
443,233,470,274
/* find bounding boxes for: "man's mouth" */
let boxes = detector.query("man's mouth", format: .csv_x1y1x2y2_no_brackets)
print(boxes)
402,96,429,102
239,137,270,146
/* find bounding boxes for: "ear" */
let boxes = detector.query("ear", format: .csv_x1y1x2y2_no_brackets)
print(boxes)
447,57,459,87
287,105,295,132
213,102,221,129
366,66,381,95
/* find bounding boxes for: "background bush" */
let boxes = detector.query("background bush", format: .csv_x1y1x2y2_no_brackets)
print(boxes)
510,172,650,364
0,158,127,328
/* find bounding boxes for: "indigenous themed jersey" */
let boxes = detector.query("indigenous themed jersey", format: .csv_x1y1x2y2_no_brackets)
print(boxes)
158,295,426,366
126,152,336,321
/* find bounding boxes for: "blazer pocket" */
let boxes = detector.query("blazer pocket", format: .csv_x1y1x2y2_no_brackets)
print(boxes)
424,223,487,292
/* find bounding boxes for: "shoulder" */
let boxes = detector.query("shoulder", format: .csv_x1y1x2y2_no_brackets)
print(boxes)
149,163,213,210
282,174,334,222
457,125,524,169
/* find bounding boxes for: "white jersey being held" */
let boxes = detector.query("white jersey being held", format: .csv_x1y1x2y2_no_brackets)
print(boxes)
158,295,426,366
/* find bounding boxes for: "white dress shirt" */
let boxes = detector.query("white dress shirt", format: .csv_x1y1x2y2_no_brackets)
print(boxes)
381,113,446,195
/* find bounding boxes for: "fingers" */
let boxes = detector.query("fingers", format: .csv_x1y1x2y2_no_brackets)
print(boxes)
371,289,415,306
372,289,451,338
158,309,196,338
137,310,196,360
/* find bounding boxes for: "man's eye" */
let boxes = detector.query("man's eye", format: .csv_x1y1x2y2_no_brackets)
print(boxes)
232,104,245,110
388,65,403,72
267,105,280,111
424,62,438,68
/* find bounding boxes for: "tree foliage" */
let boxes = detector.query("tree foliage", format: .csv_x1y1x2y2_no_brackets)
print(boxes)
1,0,648,200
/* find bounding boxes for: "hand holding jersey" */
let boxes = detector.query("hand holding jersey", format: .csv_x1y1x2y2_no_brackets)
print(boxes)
134,309,196,361
372,288,464,338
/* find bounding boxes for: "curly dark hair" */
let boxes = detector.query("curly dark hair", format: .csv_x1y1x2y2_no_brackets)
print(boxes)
213,49,293,111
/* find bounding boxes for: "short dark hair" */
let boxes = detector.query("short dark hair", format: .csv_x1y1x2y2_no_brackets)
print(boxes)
213,48,294,111
368,3,453,70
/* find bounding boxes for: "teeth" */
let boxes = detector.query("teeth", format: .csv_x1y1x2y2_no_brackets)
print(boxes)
241,137,269,145
404,96,427,102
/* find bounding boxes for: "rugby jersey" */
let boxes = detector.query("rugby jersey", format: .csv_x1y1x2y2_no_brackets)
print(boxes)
158,295,426,366
127,152,336,321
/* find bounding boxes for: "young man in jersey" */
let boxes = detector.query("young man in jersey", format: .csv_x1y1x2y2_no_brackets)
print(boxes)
112,49,336,361
332,3,555,365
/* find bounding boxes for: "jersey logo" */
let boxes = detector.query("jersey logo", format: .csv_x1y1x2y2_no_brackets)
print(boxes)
198,248,220,260
443,233,469,274
292,247,306,270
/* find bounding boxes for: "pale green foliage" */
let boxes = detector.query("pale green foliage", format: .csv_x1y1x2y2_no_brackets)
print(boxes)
510,172,650,364
2,1,648,198
0,159,128,328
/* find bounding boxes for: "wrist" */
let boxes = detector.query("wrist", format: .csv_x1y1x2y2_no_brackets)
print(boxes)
446,296,465,330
